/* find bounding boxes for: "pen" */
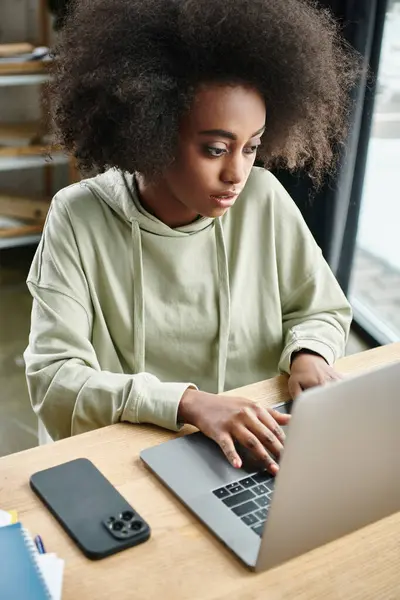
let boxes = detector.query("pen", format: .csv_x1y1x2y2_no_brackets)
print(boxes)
34,534,46,554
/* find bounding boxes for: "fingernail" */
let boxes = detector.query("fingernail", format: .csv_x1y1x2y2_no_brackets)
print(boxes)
271,463,279,474
233,459,241,469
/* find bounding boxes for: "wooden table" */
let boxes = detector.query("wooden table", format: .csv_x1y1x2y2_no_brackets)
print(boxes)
1,344,400,600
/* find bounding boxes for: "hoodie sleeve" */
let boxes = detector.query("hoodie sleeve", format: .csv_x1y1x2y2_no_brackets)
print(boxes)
266,174,352,374
24,196,196,441
278,265,352,374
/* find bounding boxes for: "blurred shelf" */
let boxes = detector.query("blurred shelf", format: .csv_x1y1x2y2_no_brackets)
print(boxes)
0,43,34,58
0,233,42,250
0,153,69,172
0,60,50,76
0,216,43,249
0,122,42,141
0,73,49,87
0,145,56,158
0,4,55,252
0,193,51,221
0,224,43,238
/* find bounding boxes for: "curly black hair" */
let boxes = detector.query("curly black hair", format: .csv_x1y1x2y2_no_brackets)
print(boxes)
49,0,360,184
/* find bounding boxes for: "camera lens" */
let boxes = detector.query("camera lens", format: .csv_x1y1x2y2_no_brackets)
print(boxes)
121,511,134,521
130,520,142,531
112,520,125,532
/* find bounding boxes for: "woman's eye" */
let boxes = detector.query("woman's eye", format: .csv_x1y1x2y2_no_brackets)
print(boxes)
204,144,259,158
244,145,260,155
205,146,227,158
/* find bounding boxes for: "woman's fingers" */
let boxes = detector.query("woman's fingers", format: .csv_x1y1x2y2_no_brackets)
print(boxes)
216,433,242,469
233,425,279,474
255,406,289,446
288,378,303,399
242,410,284,458
331,371,344,381
268,408,291,425
197,395,293,474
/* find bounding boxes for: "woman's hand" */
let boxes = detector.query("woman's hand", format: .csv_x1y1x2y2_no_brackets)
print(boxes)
288,351,342,399
178,389,290,474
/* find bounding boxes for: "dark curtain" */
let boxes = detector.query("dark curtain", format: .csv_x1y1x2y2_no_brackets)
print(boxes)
271,0,388,294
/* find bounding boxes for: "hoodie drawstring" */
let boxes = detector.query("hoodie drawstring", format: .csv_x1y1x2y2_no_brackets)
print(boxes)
130,217,231,393
215,218,231,393
131,220,145,373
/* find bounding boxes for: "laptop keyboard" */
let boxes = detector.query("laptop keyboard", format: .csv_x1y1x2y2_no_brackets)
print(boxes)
212,471,275,537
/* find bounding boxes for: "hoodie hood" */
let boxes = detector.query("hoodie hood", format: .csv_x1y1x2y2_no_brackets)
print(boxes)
82,168,231,394
82,168,214,237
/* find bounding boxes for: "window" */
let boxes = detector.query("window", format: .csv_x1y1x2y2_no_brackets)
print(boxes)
350,0,400,343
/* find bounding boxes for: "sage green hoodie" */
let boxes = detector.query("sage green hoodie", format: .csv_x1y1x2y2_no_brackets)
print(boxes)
24,167,351,440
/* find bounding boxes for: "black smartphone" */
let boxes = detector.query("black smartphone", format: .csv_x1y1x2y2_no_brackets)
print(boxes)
30,457,150,560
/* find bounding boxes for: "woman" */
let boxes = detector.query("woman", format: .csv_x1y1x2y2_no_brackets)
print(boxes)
25,0,357,473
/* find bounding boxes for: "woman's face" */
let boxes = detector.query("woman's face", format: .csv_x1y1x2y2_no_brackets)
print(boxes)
138,84,266,227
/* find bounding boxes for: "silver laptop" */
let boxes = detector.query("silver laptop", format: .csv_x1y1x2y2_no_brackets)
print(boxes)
140,361,400,571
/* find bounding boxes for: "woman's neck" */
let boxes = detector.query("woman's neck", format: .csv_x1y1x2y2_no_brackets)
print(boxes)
136,175,199,228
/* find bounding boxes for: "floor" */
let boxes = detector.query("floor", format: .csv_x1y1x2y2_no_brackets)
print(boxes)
351,247,400,337
0,246,371,459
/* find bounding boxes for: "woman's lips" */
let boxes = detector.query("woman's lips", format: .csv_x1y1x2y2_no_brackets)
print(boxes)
210,192,238,208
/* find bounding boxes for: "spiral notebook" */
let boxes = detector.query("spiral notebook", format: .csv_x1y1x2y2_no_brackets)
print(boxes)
0,522,64,600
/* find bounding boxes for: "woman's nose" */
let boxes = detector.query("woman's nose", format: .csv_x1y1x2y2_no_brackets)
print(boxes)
221,155,246,186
